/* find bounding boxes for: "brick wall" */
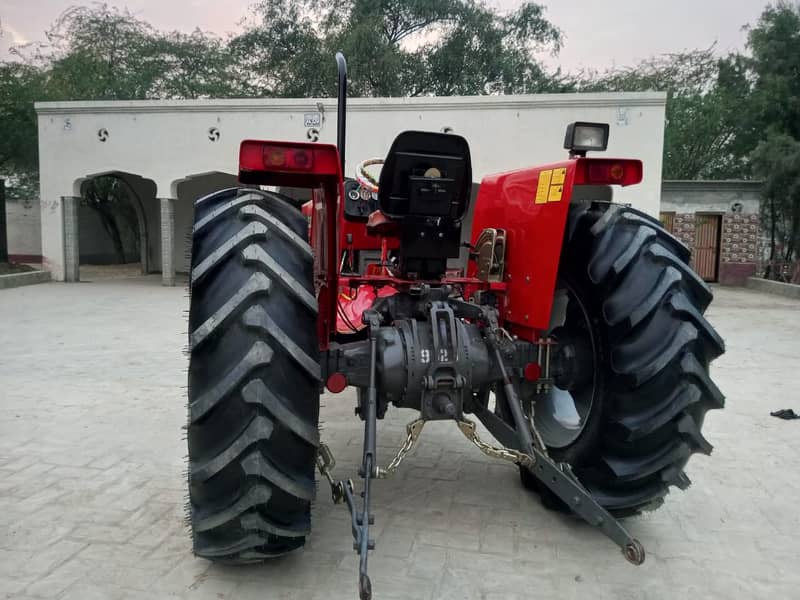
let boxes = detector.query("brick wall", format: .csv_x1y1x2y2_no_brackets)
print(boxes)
661,180,762,286
719,213,758,285
671,213,695,249
666,212,758,285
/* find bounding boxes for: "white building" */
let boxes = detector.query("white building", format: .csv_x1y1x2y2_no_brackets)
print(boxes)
33,92,667,284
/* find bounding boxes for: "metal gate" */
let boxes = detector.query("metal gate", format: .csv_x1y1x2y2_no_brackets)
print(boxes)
693,214,721,282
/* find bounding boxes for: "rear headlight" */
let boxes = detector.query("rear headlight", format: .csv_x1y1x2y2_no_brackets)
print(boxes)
238,139,341,185
240,143,314,171
576,159,643,186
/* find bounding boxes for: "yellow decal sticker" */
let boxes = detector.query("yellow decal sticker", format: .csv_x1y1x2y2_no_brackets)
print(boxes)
535,168,567,204
535,169,552,204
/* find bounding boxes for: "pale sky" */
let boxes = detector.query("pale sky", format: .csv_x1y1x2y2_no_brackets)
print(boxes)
0,0,771,73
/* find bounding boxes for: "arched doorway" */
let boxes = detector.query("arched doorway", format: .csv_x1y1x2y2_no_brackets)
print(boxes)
168,172,237,276
70,171,157,281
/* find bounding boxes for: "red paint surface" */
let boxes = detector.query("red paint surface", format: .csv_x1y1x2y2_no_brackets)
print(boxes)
239,139,642,350
471,160,577,339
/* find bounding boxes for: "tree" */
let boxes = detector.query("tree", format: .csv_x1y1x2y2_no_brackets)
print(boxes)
35,5,164,100
229,0,563,97
152,30,236,99
1,5,239,260
574,48,752,180
745,2,800,273
0,62,49,210
13,5,235,101
228,0,330,97
751,133,800,267
0,62,46,174
746,2,800,140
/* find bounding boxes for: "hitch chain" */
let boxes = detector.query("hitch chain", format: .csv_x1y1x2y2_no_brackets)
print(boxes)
377,418,426,478
316,417,427,501
457,418,534,468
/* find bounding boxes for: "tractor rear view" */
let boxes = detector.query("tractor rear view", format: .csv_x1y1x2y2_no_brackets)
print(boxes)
184,54,724,599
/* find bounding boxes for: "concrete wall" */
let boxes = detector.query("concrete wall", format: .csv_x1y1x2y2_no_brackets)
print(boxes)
78,202,120,264
6,198,42,262
661,180,762,214
662,180,762,285
36,93,666,280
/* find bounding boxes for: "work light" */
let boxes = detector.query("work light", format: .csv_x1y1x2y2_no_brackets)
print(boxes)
564,122,610,156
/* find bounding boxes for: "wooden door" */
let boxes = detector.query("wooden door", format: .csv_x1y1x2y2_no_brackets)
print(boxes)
693,214,721,282
659,211,675,234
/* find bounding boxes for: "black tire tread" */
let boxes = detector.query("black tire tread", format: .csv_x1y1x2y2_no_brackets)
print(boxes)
187,187,319,563
523,202,725,516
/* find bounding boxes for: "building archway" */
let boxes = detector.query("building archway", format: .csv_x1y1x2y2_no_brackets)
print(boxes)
67,171,157,281
162,172,238,282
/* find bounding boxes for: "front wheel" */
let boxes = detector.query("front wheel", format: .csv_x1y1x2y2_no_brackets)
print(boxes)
519,202,725,516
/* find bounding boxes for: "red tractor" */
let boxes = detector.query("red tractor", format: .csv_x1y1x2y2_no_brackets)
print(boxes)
185,55,724,599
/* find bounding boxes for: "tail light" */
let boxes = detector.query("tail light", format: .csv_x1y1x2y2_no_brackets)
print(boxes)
575,158,642,186
238,140,341,186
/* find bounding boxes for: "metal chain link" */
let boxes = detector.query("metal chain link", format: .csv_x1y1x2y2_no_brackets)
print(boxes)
377,418,426,478
456,418,534,468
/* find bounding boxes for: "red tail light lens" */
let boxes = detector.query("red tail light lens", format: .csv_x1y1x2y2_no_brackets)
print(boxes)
239,140,339,175
259,145,314,171
576,159,643,186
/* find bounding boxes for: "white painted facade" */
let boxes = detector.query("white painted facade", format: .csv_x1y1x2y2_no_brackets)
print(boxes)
5,198,41,260
35,92,666,282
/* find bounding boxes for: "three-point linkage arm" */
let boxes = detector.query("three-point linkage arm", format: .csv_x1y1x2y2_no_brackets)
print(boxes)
340,308,382,600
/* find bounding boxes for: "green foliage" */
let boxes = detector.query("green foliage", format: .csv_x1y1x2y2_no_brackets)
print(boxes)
228,1,330,97
751,134,800,263
17,5,236,100
745,2,800,270
574,48,752,180
1,4,237,208
229,0,562,97
746,2,800,140
0,62,47,173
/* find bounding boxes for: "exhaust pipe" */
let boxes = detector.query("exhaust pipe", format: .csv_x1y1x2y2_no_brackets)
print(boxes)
335,52,347,174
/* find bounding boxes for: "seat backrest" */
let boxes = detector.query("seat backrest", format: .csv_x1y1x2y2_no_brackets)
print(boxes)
377,131,472,221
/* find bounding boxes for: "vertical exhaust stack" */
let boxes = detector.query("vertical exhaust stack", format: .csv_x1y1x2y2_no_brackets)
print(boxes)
335,52,347,174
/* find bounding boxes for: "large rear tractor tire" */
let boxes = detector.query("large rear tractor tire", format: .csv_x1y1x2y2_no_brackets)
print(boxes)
520,202,725,516
186,187,321,561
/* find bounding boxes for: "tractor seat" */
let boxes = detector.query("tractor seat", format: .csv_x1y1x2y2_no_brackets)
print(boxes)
366,210,400,237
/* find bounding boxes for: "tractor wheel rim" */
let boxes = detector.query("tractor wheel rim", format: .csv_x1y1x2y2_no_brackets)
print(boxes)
533,283,598,449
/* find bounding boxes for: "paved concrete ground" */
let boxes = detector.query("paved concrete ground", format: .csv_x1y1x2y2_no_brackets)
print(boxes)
1,277,799,599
